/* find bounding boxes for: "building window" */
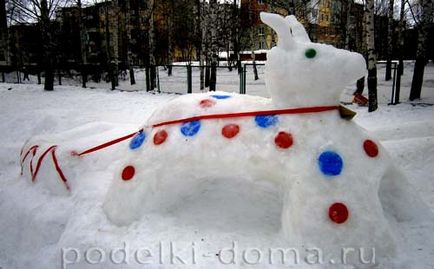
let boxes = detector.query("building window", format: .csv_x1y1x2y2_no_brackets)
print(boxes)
259,40,266,50
258,26,265,36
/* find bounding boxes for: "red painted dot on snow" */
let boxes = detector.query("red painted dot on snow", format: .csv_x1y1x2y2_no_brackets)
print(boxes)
222,124,240,139
154,130,168,145
329,202,349,224
363,139,379,157
274,131,294,149
121,165,135,181
199,99,216,108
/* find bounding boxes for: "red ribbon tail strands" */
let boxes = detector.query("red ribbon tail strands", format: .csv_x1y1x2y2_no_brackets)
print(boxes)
20,144,70,191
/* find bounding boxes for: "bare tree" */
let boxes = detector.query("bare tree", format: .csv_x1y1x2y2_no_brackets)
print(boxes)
385,0,394,81
102,0,119,90
209,0,218,91
196,0,206,90
231,0,242,74
125,0,135,84
146,0,156,91
76,0,88,88
366,0,378,111
0,0,8,65
8,0,72,90
409,0,433,100
397,0,406,76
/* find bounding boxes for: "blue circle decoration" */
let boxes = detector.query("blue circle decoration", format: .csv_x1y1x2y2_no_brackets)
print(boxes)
130,131,146,150
181,120,201,137
255,115,278,128
318,151,344,176
211,95,231,100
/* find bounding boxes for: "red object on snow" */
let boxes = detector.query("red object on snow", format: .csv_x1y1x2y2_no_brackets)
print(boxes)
199,99,216,108
329,202,349,224
222,124,240,139
353,94,368,106
153,130,168,145
363,139,379,158
121,166,135,181
274,131,294,149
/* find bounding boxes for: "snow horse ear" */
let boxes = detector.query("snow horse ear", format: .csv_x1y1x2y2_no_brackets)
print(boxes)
286,15,311,43
260,12,295,50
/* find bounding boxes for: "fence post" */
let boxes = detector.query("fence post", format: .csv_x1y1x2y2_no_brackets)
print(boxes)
242,64,247,94
210,63,216,91
81,64,87,88
239,65,243,94
110,61,116,90
156,66,161,93
145,66,150,91
58,71,62,85
16,70,21,84
187,64,192,94
395,62,402,104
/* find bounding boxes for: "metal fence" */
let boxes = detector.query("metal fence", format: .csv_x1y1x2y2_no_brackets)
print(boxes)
1,62,401,104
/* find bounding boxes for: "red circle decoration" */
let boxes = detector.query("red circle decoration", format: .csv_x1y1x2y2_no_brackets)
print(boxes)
153,130,168,145
199,99,216,108
329,202,349,224
363,139,379,157
222,124,240,139
121,165,135,181
274,131,293,149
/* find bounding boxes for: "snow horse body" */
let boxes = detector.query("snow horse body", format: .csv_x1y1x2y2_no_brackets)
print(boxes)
103,13,396,261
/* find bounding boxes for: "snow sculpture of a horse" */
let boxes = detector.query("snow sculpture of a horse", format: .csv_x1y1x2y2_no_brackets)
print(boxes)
103,13,397,260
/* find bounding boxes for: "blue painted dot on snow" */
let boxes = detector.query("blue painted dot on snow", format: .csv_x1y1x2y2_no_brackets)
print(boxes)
211,95,231,100
181,120,201,137
318,151,344,176
129,131,146,150
255,115,278,128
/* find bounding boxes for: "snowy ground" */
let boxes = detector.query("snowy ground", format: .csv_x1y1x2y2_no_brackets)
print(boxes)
0,62,434,269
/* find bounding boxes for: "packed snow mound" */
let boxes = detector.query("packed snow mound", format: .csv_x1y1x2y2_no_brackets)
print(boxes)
101,13,391,264
16,13,433,267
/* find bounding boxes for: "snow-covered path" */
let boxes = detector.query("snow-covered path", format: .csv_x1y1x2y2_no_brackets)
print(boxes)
0,63,434,268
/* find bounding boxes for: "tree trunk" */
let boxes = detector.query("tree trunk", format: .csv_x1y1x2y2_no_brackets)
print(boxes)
205,59,210,88
385,0,394,81
366,0,378,111
209,0,218,91
344,0,353,50
167,0,174,77
111,0,119,87
147,0,157,90
196,0,205,90
409,0,432,100
41,0,54,91
104,1,114,90
0,0,6,29
125,0,135,85
0,0,8,65
397,0,405,76
77,0,88,88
